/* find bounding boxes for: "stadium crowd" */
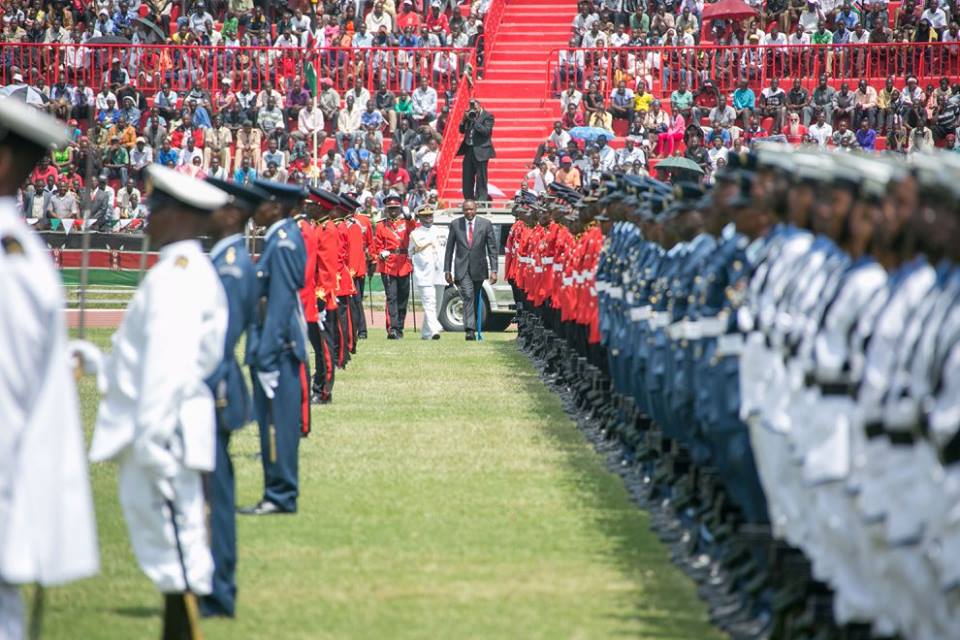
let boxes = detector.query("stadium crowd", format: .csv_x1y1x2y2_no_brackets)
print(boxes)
533,0,960,190
1,0,491,229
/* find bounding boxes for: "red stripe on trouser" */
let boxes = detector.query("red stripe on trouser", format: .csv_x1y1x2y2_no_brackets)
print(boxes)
299,362,311,436
345,305,355,353
336,317,346,367
322,337,334,384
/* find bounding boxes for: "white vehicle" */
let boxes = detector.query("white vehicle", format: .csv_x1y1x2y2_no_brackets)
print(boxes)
432,208,516,332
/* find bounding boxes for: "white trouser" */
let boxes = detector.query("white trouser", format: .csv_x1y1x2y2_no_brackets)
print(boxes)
417,284,444,338
117,449,212,595
0,583,23,640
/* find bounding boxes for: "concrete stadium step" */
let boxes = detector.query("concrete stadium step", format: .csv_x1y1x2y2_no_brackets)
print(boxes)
437,0,580,202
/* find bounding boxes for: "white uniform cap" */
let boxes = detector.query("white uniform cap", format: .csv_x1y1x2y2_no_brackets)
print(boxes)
0,97,69,151
146,165,230,213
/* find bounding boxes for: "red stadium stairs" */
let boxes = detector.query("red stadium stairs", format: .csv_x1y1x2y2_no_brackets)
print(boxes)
440,0,578,204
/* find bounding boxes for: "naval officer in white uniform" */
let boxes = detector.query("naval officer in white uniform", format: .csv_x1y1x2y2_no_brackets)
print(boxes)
0,98,99,640
408,205,447,340
73,165,230,640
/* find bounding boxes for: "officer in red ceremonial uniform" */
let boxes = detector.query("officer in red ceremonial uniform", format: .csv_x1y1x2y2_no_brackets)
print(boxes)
340,194,372,340
372,193,416,339
307,187,341,402
333,203,357,365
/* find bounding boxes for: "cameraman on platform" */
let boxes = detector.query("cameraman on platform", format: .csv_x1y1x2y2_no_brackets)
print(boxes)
456,98,496,202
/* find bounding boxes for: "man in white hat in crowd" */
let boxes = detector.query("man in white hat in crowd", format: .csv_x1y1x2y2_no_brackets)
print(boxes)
72,164,230,639
0,97,99,640
408,205,447,340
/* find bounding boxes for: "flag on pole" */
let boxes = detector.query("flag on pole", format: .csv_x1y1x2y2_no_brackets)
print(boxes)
305,60,318,97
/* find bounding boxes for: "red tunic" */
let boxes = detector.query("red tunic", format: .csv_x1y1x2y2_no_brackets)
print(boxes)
504,220,524,284
335,220,357,296
343,217,369,279
296,218,319,323
315,220,341,312
354,213,374,275
372,218,416,277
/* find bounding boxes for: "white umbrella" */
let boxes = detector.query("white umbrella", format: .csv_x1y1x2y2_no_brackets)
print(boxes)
486,183,505,199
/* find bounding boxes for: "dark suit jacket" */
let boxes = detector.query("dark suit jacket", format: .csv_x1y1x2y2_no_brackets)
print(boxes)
456,109,496,162
443,215,497,282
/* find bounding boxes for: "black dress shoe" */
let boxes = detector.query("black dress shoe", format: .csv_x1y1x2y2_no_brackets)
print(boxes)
237,500,293,516
432,334,441,340
387,330,398,340
465,331,476,341
358,332,368,339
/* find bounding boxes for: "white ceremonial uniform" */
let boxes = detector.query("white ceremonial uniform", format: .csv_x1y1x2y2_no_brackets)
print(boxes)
0,197,99,640
89,238,226,595
408,223,447,339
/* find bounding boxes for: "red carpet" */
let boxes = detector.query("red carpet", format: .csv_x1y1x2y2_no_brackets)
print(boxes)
440,0,576,203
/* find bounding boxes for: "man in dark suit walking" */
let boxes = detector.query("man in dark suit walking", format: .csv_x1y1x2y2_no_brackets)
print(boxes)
443,200,498,340
456,99,496,202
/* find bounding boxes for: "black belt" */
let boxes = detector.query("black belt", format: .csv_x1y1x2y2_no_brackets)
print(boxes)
820,382,854,397
865,421,885,439
888,431,917,446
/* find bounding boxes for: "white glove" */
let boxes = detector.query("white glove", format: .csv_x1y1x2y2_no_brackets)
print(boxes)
257,369,280,400
379,250,390,260
68,339,107,391
318,309,327,332
69,338,102,374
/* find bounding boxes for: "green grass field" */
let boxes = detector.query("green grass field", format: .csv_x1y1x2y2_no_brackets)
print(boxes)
37,329,722,640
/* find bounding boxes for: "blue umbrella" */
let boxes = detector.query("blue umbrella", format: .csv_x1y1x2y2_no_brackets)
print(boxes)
568,126,615,143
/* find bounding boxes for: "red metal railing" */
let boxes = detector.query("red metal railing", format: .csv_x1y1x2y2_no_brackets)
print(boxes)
482,0,509,65
435,0,507,203
2,43,475,98
435,47,477,204
544,42,960,102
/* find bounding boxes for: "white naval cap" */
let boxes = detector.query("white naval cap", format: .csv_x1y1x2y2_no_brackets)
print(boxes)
0,97,69,151
146,164,230,213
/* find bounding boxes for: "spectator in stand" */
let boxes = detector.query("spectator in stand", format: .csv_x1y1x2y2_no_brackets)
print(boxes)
657,109,686,157
909,118,935,152
669,80,694,119
877,77,901,133
856,118,878,150
808,112,833,148
561,102,585,129
233,156,258,185
525,160,554,194
411,76,438,126
812,74,836,125
786,79,812,126
759,78,787,134
130,138,153,180
900,76,927,128
832,82,857,128
853,79,879,130
610,80,635,125
102,137,129,185
616,137,645,168
784,112,808,144
589,104,614,132
555,156,581,189
832,119,856,147
732,78,755,130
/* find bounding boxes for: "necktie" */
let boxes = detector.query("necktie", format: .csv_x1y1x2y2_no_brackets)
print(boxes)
467,220,473,247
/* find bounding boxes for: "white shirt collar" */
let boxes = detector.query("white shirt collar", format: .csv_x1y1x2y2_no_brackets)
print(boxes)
210,233,243,261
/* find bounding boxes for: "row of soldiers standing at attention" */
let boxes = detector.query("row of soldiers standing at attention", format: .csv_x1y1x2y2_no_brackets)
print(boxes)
510,147,960,640
0,94,426,640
